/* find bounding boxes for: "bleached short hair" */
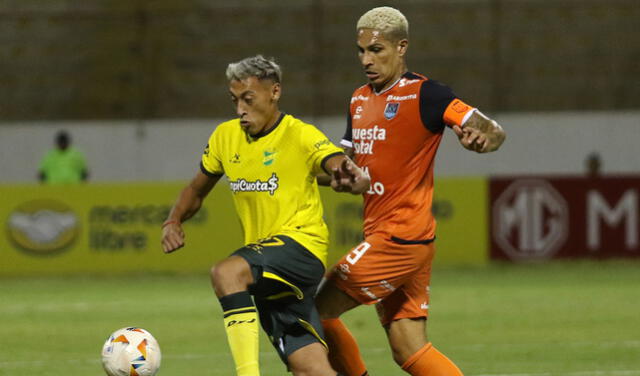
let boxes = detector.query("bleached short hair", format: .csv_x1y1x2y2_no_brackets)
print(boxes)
357,6,409,42
226,55,282,83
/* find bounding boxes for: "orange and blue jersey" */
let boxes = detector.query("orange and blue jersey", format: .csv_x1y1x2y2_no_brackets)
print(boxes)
341,72,475,242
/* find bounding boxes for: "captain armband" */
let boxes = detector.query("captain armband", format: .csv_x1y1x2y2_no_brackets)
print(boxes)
443,98,476,127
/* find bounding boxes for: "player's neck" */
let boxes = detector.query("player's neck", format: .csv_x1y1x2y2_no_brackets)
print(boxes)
252,110,283,139
263,110,282,133
374,66,407,94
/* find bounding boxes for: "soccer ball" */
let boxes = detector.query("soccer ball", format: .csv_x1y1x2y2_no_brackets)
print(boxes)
101,327,161,376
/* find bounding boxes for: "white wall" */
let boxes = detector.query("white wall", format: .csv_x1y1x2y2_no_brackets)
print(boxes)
1,111,638,183
434,111,640,177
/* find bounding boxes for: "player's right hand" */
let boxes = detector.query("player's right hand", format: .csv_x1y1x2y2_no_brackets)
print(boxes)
452,125,489,153
161,223,185,253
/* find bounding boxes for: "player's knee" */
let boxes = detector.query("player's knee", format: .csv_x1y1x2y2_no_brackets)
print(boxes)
209,258,251,294
391,347,407,367
210,262,235,285
209,264,222,294
209,264,220,285
389,340,423,367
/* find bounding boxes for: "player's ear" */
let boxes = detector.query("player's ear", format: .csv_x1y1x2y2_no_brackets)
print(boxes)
271,82,281,102
397,39,408,57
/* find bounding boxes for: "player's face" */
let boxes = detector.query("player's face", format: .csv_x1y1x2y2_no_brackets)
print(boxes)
357,28,408,92
229,76,281,136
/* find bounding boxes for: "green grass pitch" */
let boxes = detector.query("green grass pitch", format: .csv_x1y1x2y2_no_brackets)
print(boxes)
1,260,639,375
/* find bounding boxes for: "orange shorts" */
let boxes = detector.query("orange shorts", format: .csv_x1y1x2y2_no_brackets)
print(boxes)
327,233,436,326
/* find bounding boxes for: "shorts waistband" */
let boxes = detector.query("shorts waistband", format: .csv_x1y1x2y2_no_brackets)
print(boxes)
390,235,435,245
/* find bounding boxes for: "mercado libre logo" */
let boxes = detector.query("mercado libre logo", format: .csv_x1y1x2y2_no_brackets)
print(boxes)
6,200,80,256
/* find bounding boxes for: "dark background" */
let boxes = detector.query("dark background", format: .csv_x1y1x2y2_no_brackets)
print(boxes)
1,0,638,120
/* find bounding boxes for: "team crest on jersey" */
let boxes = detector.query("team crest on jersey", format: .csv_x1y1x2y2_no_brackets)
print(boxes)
263,148,277,166
384,102,399,120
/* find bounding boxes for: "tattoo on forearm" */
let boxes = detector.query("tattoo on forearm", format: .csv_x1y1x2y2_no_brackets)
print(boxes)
464,112,506,151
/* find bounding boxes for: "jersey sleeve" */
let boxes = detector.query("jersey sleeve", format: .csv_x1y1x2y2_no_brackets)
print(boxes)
419,80,475,133
200,128,224,176
301,124,344,176
340,109,353,148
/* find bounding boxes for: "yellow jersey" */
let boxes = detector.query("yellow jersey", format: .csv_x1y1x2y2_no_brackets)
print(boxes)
201,113,343,266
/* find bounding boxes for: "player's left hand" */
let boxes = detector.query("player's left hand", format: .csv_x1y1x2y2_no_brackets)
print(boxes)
331,158,354,192
452,125,489,153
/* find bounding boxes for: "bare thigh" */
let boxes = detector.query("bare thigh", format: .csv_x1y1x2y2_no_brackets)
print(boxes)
315,278,361,319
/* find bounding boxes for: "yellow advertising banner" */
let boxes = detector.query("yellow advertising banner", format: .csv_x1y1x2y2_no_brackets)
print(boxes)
0,183,243,277
431,177,489,265
1,178,487,277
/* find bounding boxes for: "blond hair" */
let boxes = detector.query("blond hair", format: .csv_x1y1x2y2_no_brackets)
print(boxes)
356,6,409,41
226,55,282,83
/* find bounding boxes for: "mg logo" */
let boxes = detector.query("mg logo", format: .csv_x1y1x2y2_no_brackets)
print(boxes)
493,180,569,261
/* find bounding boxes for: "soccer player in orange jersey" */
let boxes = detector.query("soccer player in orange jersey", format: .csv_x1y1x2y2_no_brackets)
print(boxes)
315,7,506,376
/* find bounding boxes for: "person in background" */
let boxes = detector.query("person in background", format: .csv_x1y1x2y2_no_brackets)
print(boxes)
38,130,89,184
586,152,602,178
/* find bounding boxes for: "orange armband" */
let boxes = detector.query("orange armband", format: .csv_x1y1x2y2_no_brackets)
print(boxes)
443,99,475,126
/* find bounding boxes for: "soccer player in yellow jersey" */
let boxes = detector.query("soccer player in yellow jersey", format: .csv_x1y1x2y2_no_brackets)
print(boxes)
161,55,370,376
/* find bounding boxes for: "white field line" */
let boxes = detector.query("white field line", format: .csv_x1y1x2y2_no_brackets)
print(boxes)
0,302,95,314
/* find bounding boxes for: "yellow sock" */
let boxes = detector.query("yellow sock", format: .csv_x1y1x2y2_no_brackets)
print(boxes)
220,292,259,376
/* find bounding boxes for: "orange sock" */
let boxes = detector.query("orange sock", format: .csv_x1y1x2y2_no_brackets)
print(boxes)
401,343,463,376
321,318,368,376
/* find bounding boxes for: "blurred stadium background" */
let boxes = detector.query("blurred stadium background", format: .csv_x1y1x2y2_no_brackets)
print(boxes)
1,0,639,375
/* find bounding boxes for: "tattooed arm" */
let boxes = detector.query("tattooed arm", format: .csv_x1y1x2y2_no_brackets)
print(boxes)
452,111,506,153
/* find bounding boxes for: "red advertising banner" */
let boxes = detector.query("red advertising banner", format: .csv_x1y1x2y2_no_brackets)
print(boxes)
490,176,640,261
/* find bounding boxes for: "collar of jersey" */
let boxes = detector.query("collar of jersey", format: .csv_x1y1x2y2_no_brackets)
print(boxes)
372,71,413,95
250,112,286,140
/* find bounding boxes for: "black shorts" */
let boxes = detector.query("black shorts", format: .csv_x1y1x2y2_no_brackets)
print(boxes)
232,235,326,365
